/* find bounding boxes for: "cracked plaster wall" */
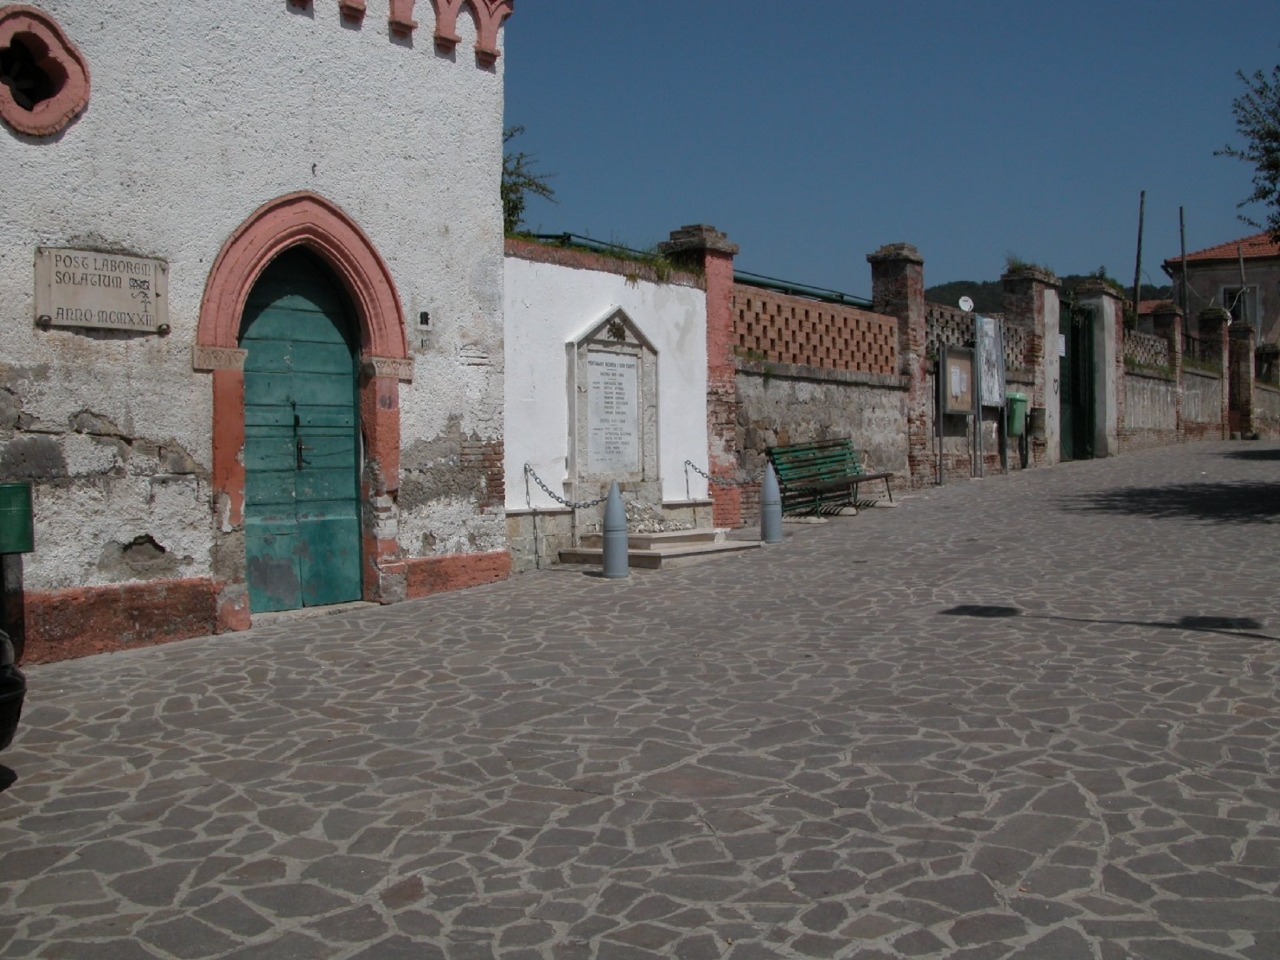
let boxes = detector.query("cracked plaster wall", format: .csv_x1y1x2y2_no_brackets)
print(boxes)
1,1,505,591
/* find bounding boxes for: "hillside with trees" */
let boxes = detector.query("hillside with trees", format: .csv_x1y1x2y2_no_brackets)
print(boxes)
927,270,1171,314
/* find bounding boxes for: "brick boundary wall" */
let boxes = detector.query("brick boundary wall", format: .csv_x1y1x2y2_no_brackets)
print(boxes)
925,303,972,355
504,237,705,290
1003,325,1030,377
732,286,898,376
1124,329,1171,371
1253,382,1280,439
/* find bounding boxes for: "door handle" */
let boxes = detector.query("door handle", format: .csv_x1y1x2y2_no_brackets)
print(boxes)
296,437,313,470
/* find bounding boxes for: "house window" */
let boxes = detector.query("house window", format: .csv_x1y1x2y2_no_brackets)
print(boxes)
1221,286,1259,327
0,6,90,137
0,34,59,109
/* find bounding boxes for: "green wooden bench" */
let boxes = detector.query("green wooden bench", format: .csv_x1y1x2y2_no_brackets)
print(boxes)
766,439,894,515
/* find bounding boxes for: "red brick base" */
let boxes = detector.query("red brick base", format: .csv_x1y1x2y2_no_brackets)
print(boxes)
711,485,742,529
403,550,512,600
19,552,513,664
24,578,220,665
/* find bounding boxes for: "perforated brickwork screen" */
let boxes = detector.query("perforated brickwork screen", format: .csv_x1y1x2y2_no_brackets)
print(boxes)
732,286,898,375
927,305,1030,373
1125,330,1171,370
926,303,974,358
1003,324,1029,372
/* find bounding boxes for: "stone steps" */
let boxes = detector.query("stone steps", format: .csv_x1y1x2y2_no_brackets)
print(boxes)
560,528,761,570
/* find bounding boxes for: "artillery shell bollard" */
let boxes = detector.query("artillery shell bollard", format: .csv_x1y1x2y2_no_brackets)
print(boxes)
602,481,629,578
760,462,783,544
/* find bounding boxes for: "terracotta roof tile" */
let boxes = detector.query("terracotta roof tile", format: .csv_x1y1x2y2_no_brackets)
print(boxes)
1164,232,1280,267
1137,299,1175,316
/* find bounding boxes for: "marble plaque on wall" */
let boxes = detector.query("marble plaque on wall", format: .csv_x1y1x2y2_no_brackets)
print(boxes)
35,247,168,332
587,351,640,474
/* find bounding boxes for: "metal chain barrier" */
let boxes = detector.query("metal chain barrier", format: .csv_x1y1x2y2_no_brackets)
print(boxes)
524,464,610,509
683,459,765,495
525,461,761,507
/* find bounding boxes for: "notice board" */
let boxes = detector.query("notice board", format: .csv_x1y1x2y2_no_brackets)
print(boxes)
942,346,974,415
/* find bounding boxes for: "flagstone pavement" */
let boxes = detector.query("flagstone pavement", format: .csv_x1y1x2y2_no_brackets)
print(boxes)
1,440,1279,959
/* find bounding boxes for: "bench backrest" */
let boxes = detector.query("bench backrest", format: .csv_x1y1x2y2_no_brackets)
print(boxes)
767,439,864,487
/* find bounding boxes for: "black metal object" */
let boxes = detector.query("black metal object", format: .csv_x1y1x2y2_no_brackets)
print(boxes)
0,556,22,664
0,631,25,751
0,483,32,664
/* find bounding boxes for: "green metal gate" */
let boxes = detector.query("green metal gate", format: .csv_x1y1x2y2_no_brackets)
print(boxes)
240,249,362,613
1059,299,1095,461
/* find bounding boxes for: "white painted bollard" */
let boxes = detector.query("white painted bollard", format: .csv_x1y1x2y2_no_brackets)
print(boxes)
760,463,783,544
602,481,629,578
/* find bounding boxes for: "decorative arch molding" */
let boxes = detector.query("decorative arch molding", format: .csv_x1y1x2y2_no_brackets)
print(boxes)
0,5,90,137
198,191,407,359
198,192,410,631
431,0,513,64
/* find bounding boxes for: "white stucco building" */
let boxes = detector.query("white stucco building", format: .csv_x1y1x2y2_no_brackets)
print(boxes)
1,0,514,660
502,239,714,571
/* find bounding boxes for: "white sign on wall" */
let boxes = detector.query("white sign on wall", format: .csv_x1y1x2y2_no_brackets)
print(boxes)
587,351,640,473
34,247,168,332
977,316,1006,407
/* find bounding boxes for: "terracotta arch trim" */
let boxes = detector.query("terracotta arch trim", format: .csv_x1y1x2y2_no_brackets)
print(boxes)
198,191,407,358
200,191,407,611
0,5,90,137
431,0,512,62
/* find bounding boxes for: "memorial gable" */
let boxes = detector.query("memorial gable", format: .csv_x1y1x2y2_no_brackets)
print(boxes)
568,308,660,492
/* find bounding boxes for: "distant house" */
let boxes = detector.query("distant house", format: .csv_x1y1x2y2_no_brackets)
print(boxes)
1163,232,1280,341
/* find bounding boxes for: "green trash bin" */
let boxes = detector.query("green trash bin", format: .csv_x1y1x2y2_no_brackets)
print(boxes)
1006,392,1028,437
0,482,34,554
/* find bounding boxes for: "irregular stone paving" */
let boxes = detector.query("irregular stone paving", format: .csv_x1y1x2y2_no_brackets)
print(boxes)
2,441,1280,959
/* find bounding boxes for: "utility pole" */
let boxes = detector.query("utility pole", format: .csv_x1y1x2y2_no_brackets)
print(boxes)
1179,207,1188,319
1132,191,1145,323
1237,244,1248,325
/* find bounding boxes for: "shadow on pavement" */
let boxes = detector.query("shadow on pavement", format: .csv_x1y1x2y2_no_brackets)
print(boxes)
1221,448,1280,461
0,766,15,794
1062,481,1280,524
940,605,1278,642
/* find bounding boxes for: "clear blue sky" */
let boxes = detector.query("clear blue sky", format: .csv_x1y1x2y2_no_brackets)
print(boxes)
502,2,1280,297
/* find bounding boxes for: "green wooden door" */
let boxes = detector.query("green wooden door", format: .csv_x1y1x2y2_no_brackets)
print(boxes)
1059,327,1074,462
241,249,362,613
1059,301,1095,461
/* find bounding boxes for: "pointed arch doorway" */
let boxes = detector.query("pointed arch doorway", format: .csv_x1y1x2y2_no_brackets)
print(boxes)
241,249,362,612
197,192,411,631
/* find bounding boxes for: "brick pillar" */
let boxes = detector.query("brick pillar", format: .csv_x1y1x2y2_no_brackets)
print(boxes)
1002,267,1059,466
867,244,928,485
1198,307,1231,438
1151,303,1183,438
663,225,742,527
1230,320,1257,438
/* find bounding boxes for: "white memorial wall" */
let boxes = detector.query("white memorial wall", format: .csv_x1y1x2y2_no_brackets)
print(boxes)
503,254,711,511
